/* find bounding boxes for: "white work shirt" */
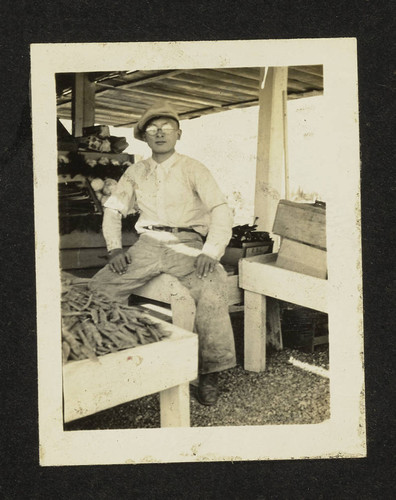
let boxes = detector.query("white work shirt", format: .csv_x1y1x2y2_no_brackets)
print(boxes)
103,152,233,260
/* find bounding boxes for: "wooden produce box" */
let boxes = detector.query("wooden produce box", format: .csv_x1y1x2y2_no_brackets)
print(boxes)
63,321,198,425
272,200,327,279
239,253,328,313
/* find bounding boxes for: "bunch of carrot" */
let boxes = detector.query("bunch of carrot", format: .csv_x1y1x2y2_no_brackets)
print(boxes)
61,283,171,363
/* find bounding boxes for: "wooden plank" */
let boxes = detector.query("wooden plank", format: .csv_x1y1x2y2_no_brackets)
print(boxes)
287,90,323,101
98,83,224,108
191,69,262,91
63,322,198,422
160,382,190,427
60,230,137,250
287,68,323,89
254,67,288,244
239,253,328,313
60,246,131,269
214,67,261,81
72,73,95,137
272,200,327,249
276,238,327,279
291,65,323,78
244,290,266,372
313,335,329,346
133,273,242,310
267,297,283,350
171,74,257,101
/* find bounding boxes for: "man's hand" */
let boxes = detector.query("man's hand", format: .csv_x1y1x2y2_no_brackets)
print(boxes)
108,248,131,274
195,253,218,279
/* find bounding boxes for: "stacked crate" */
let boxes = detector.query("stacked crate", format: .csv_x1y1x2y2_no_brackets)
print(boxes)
273,200,327,279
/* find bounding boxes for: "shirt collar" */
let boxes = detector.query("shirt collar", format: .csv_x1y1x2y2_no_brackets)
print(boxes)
149,151,179,170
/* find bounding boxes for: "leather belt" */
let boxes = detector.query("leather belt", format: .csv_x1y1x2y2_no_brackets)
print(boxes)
143,225,198,234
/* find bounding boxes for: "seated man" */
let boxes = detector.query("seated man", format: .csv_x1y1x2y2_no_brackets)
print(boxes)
89,101,236,406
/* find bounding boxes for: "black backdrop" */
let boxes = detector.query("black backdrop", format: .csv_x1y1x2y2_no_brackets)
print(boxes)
0,1,394,498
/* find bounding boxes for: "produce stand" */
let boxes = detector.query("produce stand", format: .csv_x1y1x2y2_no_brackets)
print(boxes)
239,253,328,372
63,319,198,427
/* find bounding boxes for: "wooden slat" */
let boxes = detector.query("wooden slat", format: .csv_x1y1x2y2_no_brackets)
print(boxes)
291,65,323,78
214,67,261,81
128,85,225,107
72,73,95,137
276,238,327,279
285,78,312,92
254,67,288,236
288,68,323,89
244,290,266,372
272,200,327,249
63,322,198,422
97,88,220,114
239,253,328,313
100,70,185,89
190,68,262,91
171,74,258,101
287,90,323,100
160,382,190,427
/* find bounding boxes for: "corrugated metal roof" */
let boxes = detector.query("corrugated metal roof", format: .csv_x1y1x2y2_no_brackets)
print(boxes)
56,66,323,127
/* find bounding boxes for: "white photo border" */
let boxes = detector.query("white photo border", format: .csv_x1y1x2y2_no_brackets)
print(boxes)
31,39,365,465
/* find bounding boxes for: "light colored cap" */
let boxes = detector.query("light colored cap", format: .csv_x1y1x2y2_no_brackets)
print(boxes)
134,101,180,141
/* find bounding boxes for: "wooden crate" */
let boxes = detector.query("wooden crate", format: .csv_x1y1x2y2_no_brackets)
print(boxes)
63,322,198,425
273,200,326,249
276,238,327,279
272,200,327,279
239,253,328,313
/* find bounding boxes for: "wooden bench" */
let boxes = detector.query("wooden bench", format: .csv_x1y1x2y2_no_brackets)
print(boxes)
132,273,243,332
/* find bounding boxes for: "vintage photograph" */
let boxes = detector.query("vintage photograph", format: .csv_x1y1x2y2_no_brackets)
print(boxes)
31,39,365,465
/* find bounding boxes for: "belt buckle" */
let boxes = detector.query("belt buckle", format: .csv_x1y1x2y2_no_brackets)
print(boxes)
171,227,178,234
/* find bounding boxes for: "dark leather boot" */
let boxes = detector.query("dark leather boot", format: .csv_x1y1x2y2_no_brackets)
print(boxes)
197,372,219,406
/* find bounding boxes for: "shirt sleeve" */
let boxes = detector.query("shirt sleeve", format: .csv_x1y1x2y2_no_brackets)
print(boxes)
103,166,137,217
191,163,233,260
102,207,123,252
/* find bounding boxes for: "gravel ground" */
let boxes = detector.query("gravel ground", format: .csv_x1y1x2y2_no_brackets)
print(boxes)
65,313,329,431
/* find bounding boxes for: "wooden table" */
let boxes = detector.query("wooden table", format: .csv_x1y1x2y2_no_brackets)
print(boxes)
239,253,328,372
63,321,198,427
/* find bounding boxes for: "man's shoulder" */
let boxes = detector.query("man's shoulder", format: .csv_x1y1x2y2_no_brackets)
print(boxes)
175,153,207,170
124,158,151,175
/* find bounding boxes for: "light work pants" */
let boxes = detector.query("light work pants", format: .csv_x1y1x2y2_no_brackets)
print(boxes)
89,231,236,374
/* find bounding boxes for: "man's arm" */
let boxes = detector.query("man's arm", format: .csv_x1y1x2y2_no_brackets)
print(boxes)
195,202,233,278
102,207,131,274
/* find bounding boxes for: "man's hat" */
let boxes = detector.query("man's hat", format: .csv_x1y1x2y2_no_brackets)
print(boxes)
134,101,180,141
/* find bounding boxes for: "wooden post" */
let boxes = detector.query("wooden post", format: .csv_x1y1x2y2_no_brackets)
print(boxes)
244,290,267,372
72,73,96,137
254,67,288,249
160,382,190,427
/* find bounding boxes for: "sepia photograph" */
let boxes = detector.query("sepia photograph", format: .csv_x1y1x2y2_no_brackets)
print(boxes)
31,39,365,465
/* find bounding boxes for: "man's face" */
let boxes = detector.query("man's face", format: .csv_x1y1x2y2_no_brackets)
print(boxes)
143,117,181,156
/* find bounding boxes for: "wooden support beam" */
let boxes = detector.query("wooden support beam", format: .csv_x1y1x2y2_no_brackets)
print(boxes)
160,382,190,427
254,67,288,243
244,290,267,372
71,73,95,137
